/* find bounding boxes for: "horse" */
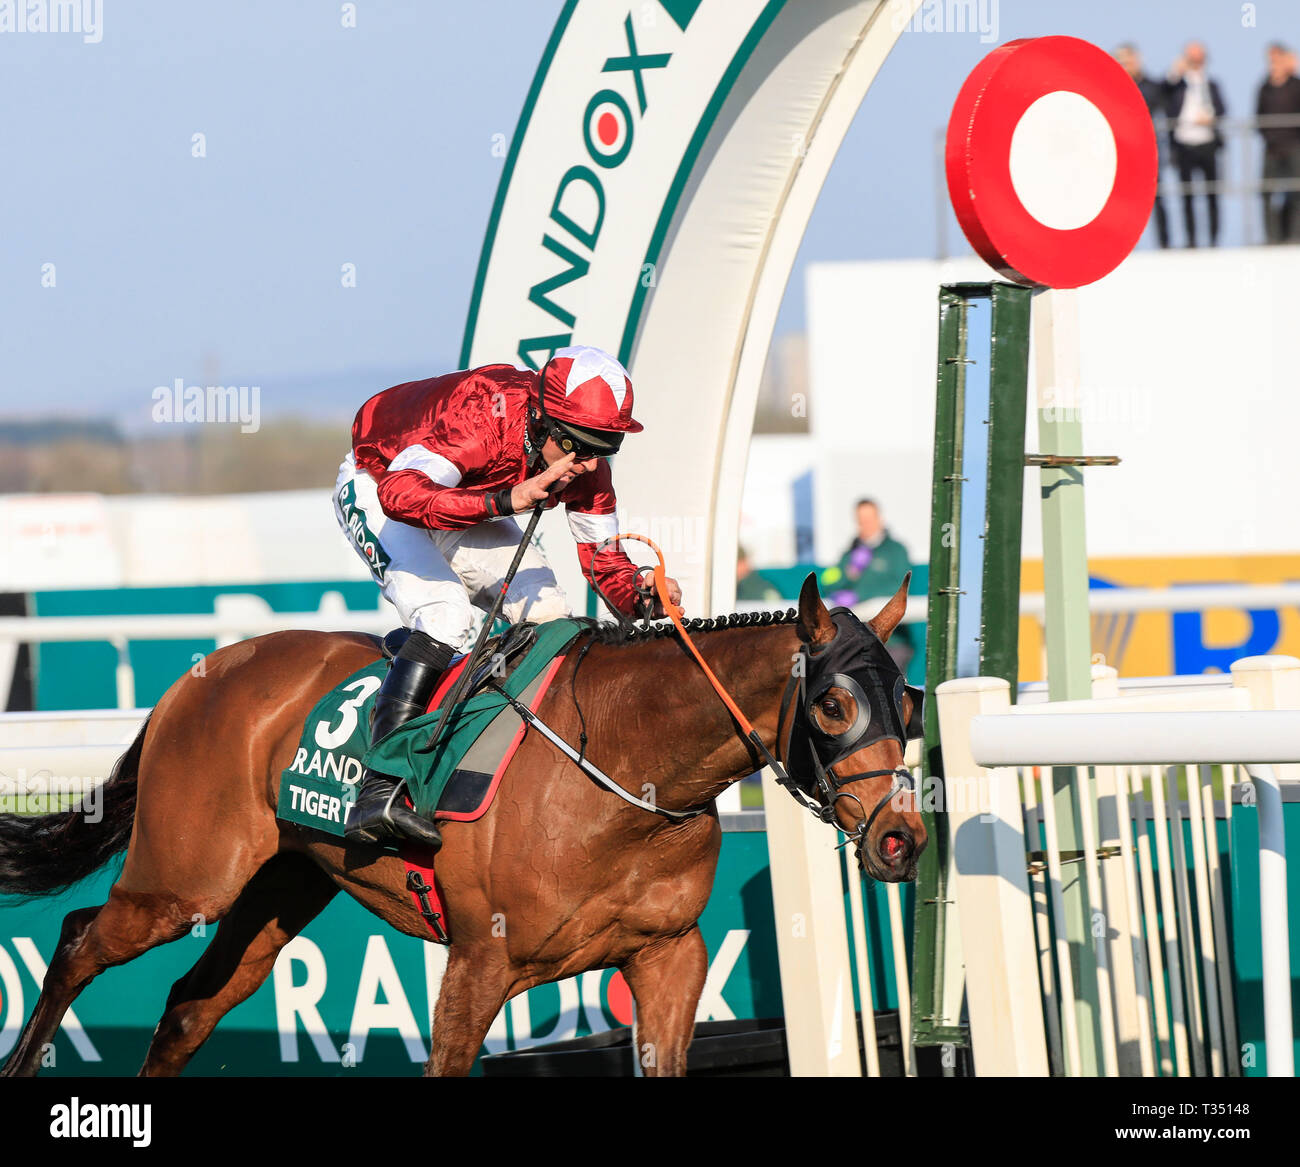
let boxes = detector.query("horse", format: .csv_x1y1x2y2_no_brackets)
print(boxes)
0,573,926,1077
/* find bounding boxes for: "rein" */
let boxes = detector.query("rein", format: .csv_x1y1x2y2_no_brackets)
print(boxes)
591,534,914,844
492,680,703,822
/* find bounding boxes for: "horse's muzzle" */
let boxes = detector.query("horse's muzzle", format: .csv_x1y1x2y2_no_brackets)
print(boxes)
859,828,920,882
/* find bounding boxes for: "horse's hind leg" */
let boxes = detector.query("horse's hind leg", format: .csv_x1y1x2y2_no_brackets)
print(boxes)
141,853,338,1077
620,926,708,1077
0,889,199,1078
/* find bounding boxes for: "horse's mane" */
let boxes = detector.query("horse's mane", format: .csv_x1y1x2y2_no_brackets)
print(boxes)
572,607,799,647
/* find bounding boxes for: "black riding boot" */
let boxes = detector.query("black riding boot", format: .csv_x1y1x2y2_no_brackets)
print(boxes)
344,631,456,848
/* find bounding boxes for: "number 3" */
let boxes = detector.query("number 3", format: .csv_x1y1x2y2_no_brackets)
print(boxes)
315,675,383,750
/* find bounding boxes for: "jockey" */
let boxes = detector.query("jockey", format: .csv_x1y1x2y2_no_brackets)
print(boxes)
333,345,681,848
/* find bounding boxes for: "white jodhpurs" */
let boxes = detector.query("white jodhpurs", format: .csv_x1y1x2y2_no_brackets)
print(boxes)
333,452,571,651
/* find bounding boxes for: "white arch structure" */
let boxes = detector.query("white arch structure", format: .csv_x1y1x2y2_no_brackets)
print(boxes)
462,0,922,615
462,0,924,1074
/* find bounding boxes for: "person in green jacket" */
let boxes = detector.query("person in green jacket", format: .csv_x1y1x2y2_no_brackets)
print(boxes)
736,545,782,603
822,499,915,667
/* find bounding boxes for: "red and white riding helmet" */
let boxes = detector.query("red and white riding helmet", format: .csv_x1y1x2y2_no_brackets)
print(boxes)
536,346,644,437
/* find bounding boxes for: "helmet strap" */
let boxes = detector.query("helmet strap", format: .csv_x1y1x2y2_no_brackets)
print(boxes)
534,356,556,427
524,356,557,469
523,409,542,465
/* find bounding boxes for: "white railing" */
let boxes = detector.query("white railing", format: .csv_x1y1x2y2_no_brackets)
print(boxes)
938,655,1297,1078
5,582,1297,710
0,592,398,708
0,709,149,810
761,761,918,1077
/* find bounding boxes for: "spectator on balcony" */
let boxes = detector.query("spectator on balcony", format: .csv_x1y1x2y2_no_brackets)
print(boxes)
1256,43,1300,243
1116,43,1171,248
1166,41,1227,247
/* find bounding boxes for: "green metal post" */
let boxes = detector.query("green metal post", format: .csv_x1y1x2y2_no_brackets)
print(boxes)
980,284,1031,689
912,283,1032,1053
912,288,969,1050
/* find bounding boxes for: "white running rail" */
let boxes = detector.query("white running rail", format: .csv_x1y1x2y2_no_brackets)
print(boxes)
5,582,1299,709
0,595,397,708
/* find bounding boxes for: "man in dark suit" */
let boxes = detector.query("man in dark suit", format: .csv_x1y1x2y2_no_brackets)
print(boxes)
1256,43,1300,242
1116,43,1171,247
1166,41,1227,246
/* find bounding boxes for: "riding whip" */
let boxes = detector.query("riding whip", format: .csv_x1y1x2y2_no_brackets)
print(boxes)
406,500,547,769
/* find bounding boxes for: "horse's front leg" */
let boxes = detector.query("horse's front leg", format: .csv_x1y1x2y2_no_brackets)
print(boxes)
621,926,708,1077
423,947,511,1076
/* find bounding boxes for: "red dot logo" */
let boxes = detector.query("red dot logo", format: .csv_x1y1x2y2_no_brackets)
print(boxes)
605,970,634,1026
583,90,633,169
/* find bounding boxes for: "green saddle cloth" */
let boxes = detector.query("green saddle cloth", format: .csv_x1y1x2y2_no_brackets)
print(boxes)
364,617,586,818
276,618,586,836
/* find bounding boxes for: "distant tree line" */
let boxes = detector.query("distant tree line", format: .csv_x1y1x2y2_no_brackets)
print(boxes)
0,418,351,495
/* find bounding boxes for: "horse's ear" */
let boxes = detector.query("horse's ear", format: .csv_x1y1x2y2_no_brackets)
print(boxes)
797,573,836,649
868,572,912,644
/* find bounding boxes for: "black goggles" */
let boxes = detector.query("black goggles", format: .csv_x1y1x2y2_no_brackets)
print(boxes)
546,418,624,460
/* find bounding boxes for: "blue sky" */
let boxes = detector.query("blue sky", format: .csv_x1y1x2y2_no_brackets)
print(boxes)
0,0,1288,422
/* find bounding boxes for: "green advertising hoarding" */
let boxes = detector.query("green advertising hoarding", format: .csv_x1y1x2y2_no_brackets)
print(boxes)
32,583,381,711
1229,797,1300,1078
0,825,908,1076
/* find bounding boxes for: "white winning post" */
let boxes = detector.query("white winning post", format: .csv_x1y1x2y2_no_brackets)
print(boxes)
936,677,1049,1075
761,767,860,1076
944,37,1160,1077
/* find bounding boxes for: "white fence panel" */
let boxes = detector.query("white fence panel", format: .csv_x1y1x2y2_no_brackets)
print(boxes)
942,654,1298,1078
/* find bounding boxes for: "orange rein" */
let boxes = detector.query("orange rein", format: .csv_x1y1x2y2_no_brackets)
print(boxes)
600,533,762,740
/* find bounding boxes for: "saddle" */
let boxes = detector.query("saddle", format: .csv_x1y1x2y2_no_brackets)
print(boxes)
363,617,584,819
381,621,540,699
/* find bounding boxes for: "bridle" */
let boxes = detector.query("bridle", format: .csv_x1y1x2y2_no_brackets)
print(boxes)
580,537,924,850
771,630,922,853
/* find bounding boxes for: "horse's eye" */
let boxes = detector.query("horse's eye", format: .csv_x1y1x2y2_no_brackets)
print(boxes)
819,698,842,720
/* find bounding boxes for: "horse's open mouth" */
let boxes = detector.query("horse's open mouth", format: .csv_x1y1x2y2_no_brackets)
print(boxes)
858,829,919,882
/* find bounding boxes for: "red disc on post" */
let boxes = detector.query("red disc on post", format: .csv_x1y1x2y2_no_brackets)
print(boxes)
946,36,1157,289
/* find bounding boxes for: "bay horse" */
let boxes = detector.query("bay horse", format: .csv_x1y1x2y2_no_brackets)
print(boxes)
0,574,926,1077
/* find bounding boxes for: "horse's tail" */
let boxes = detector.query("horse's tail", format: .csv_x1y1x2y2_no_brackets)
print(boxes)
0,715,148,898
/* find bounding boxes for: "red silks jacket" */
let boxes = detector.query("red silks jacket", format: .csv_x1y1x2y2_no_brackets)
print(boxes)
351,364,642,615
